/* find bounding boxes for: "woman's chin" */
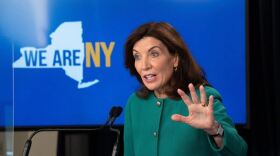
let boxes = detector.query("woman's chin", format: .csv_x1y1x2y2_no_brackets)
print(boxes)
143,83,157,91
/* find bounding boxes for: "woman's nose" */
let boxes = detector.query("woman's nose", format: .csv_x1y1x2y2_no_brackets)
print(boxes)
141,57,151,70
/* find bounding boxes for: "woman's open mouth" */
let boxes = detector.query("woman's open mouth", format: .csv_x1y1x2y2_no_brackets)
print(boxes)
143,74,156,83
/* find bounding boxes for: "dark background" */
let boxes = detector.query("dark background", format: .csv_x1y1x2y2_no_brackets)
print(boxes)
56,0,280,155
246,0,280,155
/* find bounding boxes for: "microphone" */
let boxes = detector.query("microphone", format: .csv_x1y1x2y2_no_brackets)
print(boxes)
108,106,123,127
109,106,122,156
102,106,123,156
103,106,123,127
22,106,123,156
104,106,117,126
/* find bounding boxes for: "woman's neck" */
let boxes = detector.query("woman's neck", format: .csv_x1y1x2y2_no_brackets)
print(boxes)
154,90,168,99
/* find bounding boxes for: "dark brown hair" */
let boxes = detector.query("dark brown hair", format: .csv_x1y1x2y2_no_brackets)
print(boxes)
125,22,209,99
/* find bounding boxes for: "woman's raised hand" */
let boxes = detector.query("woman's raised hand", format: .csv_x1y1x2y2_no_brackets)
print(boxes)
171,83,217,133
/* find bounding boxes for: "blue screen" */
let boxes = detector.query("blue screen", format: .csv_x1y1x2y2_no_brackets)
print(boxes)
0,0,246,127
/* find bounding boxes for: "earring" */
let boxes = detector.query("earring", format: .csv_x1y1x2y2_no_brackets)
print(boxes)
173,66,178,72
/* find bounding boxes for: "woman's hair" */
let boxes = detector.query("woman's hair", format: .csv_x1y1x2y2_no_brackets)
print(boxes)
124,22,209,99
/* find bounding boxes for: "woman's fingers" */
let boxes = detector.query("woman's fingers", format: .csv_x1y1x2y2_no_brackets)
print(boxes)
189,83,199,104
171,114,190,124
177,88,192,106
208,95,214,112
199,85,207,106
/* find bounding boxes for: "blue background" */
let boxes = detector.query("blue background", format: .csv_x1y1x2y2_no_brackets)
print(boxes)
0,0,246,127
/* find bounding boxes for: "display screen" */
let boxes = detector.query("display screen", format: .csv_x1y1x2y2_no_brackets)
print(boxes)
0,0,246,127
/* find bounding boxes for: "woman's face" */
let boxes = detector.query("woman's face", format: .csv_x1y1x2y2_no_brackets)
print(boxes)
133,37,178,97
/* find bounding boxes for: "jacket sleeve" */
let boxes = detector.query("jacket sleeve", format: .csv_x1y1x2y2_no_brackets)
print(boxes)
124,96,134,156
206,88,248,156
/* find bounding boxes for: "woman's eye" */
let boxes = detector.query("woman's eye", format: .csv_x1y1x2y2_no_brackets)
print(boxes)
133,54,140,60
150,51,159,57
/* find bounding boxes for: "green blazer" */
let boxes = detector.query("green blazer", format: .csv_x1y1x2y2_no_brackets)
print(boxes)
124,86,247,156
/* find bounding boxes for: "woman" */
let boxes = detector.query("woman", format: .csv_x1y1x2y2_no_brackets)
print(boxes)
124,22,247,156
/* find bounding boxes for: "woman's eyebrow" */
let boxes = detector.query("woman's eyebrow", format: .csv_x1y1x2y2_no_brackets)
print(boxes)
132,49,139,53
133,45,161,53
148,46,161,52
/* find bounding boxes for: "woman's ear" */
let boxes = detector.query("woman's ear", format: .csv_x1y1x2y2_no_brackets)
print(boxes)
173,53,179,68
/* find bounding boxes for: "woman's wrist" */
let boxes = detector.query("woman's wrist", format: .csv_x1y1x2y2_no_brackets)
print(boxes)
204,120,220,135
